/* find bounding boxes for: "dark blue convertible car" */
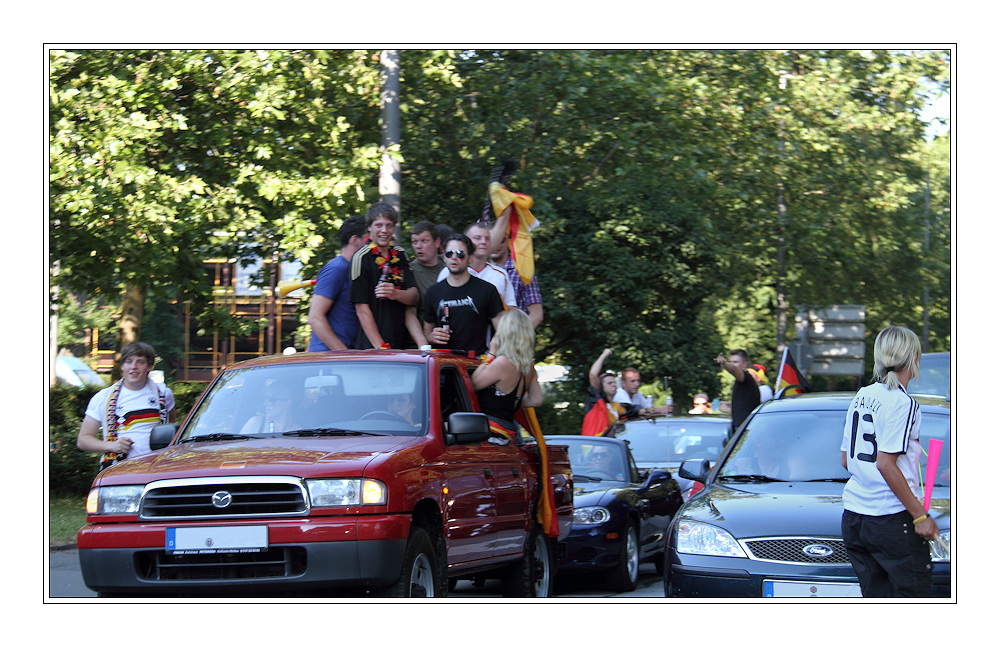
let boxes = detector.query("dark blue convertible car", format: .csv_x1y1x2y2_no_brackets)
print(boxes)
543,435,683,592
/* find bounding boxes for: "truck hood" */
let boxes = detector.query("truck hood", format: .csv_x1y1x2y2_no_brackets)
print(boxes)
94,436,420,484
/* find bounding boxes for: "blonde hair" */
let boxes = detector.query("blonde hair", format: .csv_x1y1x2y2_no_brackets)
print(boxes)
493,309,535,375
873,325,921,390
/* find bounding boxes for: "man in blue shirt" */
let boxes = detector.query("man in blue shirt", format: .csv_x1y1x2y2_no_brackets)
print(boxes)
307,216,367,350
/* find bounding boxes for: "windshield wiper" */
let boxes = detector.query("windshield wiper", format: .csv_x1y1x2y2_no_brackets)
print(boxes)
281,428,390,437
718,474,787,483
805,477,850,483
572,474,604,482
181,433,252,444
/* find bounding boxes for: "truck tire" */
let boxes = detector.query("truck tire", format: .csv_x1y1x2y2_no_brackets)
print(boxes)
370,526,443,597
501,524,554,597
607,520,639,592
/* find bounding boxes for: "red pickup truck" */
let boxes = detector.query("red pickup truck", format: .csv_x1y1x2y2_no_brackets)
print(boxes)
78,350,573,597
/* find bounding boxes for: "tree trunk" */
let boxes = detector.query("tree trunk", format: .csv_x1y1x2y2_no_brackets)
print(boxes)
49,260,61,387
380,49,402,223
113,283,145,380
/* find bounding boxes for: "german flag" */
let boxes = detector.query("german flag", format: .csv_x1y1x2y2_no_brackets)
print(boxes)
514,407,560,538
489,182,539,284
777,347,811,397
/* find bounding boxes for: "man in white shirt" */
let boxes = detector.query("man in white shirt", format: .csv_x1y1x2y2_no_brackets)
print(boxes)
614,367,672,415
77,342,176,468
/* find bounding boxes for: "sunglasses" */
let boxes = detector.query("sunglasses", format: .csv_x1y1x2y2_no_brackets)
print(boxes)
444,250,467,259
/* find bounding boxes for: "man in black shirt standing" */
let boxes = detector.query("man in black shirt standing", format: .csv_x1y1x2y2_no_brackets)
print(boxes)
423,234,504,356
349,202,426,349
716,349,761,432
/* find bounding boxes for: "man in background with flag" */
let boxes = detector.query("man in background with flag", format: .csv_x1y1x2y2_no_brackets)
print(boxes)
776,347,812,397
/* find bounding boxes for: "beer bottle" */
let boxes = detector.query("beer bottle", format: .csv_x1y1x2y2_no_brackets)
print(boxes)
377,262,390,298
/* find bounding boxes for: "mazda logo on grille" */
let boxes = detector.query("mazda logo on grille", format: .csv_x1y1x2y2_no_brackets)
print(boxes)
803,543,834,558
211,491,233,508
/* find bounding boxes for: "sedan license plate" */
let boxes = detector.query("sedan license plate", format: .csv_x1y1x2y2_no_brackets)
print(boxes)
166,526,268,555
763,580,862,597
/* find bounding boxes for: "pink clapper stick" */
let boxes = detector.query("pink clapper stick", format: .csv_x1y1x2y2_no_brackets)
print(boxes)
923,438,944,512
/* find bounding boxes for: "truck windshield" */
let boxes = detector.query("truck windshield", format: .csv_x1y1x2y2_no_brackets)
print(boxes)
180,361,428,441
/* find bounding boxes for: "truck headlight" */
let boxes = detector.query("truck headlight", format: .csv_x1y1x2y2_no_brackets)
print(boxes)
86,486,143,515
675,519,748,558
307,478,387,507
573,506,611,525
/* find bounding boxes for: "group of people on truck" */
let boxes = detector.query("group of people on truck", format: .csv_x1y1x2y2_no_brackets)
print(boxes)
78,163,545,467
304,162,544,443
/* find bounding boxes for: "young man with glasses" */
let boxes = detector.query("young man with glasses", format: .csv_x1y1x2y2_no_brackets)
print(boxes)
423,234,505,356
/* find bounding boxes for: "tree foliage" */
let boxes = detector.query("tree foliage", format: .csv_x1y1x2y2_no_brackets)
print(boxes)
49,48,951,408
49,49,387,345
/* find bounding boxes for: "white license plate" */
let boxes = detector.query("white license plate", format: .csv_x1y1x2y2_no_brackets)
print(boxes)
166,526,268,555
763,580,862,597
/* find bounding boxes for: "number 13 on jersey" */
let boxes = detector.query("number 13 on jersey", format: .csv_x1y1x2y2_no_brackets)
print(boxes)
848,411,878,463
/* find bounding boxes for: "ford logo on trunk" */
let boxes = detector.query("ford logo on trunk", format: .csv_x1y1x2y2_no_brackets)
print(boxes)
803,543,834,558
211,491,233,508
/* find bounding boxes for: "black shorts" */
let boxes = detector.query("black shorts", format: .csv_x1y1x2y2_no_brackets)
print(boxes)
841,509,933,597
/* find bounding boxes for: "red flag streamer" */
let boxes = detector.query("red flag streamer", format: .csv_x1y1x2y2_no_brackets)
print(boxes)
515,407,559,538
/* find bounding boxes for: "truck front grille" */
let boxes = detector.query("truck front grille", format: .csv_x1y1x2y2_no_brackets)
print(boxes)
139,476,309,520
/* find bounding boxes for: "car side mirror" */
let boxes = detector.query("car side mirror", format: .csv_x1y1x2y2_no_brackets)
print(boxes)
445,412,491,445
638,468,671,494
678,458,711,483
149,423,179,450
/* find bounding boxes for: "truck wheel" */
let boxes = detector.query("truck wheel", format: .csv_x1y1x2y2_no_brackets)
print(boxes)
607,520,639,592
501,524,553,597
371,526,442,597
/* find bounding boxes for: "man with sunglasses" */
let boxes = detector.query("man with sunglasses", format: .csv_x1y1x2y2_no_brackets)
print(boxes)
437,222,516,310
423,234,505,356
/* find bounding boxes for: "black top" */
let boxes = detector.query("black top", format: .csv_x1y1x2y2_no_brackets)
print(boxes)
476,372,524,423
731,370,762,430
423,275,504,356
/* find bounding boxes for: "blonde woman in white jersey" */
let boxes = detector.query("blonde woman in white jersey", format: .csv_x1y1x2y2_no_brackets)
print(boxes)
840,325,937,597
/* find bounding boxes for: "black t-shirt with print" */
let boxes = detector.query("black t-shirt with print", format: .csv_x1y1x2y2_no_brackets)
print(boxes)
423,275,504,356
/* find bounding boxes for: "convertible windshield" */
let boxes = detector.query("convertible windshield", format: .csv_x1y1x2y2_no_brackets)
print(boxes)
180,361,428,441
556,438,633,483
717,407,951,485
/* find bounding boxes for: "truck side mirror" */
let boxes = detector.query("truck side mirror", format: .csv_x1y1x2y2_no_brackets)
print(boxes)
149,423,180,450
445,412,491,445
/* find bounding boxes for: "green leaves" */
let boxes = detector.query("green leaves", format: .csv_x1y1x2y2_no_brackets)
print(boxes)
50,48,950,396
